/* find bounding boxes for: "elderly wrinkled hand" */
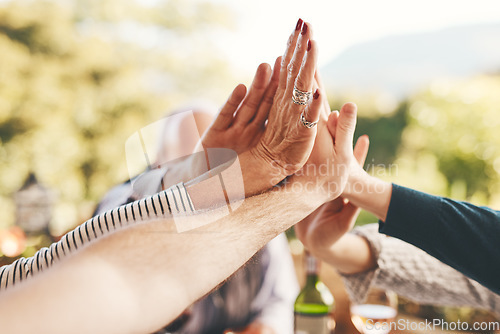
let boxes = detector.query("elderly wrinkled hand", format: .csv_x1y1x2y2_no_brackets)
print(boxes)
230,20,328,196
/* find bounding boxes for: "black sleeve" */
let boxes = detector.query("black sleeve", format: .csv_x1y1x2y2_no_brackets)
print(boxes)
379,184,500,294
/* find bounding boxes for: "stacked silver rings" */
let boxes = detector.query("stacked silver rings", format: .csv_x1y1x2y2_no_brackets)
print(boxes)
292,86,312,105
300,111,318,128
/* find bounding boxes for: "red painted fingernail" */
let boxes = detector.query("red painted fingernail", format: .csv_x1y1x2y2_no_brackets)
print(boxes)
301,22,308,35
307,40,312,51
295,18,303,31
314,89,320,99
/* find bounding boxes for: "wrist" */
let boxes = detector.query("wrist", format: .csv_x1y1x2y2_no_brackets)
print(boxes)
343,165,370,199
185,151,284,210
343,171,392,221
240,150,287,196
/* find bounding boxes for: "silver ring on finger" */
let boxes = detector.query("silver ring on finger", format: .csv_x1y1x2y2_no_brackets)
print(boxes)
292,86,312,105
300,111,318,129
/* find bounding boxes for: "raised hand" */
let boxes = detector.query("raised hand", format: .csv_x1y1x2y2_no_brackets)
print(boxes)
248,20,323,184
199,62,278,154
190,20,327,198
294,134,369,254
199,20,326,197
286,101,363,205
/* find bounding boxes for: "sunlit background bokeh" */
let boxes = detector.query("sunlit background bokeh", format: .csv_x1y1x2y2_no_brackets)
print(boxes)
2,0,500,330
1,0,500,246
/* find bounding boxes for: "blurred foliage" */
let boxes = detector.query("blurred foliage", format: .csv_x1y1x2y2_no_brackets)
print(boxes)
1,0,499,239
329,75,500,226
396,76,500,203
0,0,235,232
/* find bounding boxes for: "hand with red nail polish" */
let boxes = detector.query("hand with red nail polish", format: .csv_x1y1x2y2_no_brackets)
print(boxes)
295,18,303,31
245,20,324,190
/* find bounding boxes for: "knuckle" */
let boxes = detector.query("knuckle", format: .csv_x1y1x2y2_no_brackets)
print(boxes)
286,34,294,48
295,40,303,53
281,56,288,69
338,121,354,134
245,98,259,110
263,93,275,106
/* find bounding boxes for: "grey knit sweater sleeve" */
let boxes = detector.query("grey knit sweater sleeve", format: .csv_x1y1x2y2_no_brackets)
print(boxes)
340,224,500,316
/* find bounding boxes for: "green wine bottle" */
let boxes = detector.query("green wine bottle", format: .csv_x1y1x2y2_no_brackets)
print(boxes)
294,252,335,334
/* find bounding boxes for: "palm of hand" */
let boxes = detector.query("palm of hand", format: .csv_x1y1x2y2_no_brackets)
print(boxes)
289,117,348,201
294,121,369,254
195,63,276,156
201,120,263,154
295,197,360,252
291,101,365,203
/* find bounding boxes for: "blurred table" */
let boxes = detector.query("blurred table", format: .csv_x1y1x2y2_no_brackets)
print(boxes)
334,313,490,334
292,252,498,334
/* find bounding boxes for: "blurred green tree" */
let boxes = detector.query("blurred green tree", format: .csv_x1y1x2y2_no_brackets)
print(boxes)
0,0,235,232
395,75,500,203
329,74,500,224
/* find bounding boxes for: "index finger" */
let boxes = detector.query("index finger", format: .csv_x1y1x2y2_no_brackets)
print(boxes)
233,63,272,126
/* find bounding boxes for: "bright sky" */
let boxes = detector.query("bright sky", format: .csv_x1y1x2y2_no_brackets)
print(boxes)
209,0,500,74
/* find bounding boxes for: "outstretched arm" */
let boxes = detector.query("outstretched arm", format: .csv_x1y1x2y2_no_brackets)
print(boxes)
0,168,326,334
0,20,355,334
294,119,373,274
342,140,500,294
340,225,500,314
165,20,323,197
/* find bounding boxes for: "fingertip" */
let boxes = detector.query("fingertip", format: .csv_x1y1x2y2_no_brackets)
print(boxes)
253,63,272,87
305,40,318,67
308,39,318,52
362,134,370,151
327,110,339,124
361,134,370,144
272,57,282,80
257,62,272,75
233,83,247,100
306,88,322,123
354,134,370,166
338,103,357,131
341,102,357,115
275,56,282,66
336,103,357,151
313,88,320,100
302,21,313,38
295,18,304,31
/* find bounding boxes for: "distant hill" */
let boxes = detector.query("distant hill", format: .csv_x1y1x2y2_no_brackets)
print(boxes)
321,23,500,98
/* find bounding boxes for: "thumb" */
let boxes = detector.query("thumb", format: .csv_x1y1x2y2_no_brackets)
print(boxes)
336,102,357,155
314,201,361,244
353,135,370,166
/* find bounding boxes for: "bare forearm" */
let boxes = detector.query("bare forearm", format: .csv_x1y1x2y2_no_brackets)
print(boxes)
321,173,389,274
0,182,323,334
344,172,392,221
